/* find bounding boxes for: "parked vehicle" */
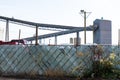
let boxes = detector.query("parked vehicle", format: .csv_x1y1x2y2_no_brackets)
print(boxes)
0,39,27,45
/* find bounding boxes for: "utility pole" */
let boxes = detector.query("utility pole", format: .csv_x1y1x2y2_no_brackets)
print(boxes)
84,11,86,44
80,10,91,44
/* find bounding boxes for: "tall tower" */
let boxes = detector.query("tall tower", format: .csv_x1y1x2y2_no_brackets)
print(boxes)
93,19,112,44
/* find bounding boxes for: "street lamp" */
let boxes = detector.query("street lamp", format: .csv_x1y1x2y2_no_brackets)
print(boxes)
80,10,91,44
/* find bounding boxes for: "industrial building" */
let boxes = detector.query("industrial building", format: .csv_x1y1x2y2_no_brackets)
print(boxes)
0,16,112,45
93,19,112,44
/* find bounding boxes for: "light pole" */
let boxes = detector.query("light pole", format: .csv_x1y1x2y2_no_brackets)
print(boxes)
80,10,91,44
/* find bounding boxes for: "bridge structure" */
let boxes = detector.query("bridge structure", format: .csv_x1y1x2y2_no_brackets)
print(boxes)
0,16,98,45
0,16,111,45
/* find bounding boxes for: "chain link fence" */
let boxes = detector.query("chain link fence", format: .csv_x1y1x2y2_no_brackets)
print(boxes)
0,45,120,77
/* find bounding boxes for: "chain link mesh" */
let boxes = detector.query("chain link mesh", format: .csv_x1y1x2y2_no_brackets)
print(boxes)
0,45,120,77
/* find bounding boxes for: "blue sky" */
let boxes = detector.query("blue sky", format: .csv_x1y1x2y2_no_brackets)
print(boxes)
0,0,120,44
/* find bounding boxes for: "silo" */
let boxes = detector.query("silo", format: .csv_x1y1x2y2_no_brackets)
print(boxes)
93,19,112,44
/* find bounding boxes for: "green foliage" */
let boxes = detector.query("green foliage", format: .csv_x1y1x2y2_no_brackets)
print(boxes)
93,48,120,78
83,45,120,79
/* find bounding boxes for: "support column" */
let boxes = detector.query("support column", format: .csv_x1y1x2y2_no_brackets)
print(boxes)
39,39,41,44
76,32,80,46
35,26,38,45
30,41,32,44
55,36,57,45
18,29,21,45
5,20,9,41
